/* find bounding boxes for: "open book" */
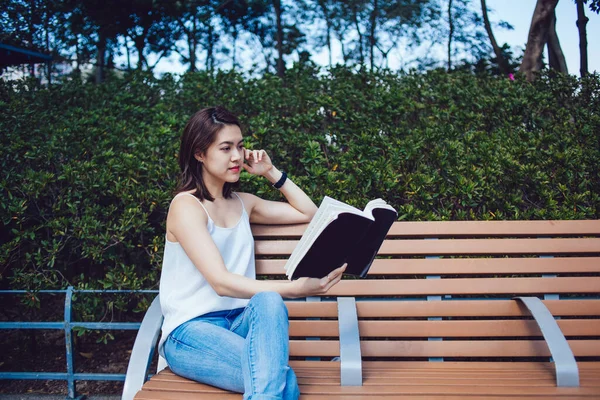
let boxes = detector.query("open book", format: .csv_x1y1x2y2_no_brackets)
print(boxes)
285,196,397,280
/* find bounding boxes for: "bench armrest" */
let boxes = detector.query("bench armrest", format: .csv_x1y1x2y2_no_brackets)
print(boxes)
122,295,164,400
337,297,363,386
515,296,579,387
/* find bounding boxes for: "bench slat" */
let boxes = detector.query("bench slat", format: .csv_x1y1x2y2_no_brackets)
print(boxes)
255,238,600,256
287,340,600,358
155,360,600,373
288,320,600,338
353,300,600,318
251,220,600,238
359,340,600,358
257,257,600,275
151,369,593,383
355,319,600,338
285,300,600,318
324,277,600,296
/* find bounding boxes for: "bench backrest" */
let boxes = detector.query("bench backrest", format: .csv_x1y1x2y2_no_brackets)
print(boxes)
251,220,600,362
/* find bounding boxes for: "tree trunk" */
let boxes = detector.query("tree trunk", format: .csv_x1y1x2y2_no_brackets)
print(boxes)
340,36,347,63
135,36,145,70
480,0,509,75
43,6,51,84
353,8,364,67
189,18,197,73
75,39,81,72
207,22,215,71
448,0,454,71
125,38,131,70
520,0,559,81
547,10,568,73
317,1,332,67
28,0,35,78
576,0,589,77
327,22,332,67
369,0,378,70
273,0,285,78
96,32,106,84
232,30,237,69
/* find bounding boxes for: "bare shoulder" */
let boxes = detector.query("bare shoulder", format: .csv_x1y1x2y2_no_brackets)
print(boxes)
235,192,260,211
166,194,209,241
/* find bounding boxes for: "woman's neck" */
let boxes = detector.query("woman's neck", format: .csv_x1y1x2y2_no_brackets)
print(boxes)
202,173,226,200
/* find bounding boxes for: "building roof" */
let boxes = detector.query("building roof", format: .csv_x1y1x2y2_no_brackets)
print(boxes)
0,43,52,67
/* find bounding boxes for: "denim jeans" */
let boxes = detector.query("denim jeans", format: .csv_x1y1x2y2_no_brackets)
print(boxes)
163,291,300,400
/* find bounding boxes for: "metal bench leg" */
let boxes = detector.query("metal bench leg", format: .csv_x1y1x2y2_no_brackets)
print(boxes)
337,297,362,386
514,296,579,387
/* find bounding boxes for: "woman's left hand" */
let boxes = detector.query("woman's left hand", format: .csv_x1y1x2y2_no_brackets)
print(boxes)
243,149,273,177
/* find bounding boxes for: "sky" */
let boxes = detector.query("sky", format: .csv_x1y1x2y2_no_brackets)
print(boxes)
151,0,599,76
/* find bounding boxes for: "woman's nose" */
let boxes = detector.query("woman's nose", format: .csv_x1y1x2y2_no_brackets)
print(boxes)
232,148,241,161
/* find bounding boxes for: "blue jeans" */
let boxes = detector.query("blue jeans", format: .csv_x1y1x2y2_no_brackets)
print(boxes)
163,291,300,400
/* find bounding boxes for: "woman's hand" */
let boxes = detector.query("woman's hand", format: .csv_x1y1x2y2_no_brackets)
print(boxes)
291,264,346,298
243,148,273,177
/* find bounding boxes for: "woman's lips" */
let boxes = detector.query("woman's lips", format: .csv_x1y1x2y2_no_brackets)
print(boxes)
229,166,240,172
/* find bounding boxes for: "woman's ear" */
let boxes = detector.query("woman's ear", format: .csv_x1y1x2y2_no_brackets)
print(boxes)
194,153,203,163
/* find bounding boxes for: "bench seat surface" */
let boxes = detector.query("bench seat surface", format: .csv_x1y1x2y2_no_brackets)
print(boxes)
135,362,600,399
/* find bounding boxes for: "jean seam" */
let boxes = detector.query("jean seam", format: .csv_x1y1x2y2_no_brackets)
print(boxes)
246,302,258,398
230,308,245,332
166,333,226,362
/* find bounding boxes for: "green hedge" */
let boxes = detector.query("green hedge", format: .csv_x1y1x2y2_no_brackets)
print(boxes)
1,66,599,296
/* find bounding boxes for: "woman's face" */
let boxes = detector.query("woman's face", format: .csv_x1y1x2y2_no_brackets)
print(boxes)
197,124,244,183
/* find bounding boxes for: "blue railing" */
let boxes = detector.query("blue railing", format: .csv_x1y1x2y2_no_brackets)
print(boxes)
0,287,158,399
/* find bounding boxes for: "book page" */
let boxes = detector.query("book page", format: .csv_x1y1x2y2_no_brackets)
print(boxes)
362,198,396,219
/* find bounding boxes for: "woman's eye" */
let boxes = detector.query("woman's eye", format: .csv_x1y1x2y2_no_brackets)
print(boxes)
221,147,230,151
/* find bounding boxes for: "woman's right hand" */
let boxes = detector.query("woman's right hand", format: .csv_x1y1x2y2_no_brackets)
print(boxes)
291,264,346,298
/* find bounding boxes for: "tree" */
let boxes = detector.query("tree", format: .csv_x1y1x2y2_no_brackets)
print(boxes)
65,0,131,83
575,0,600,77
217,0,271,70
520,0,559,82
177,0,230,72
273,0,285,76
125,0,180,71
447,0,454,70
441,0,500,72
576,0,589,76
0,0,67,81
480,0,509,75
327,0,436,70
315,0,337,67
546,9,567,73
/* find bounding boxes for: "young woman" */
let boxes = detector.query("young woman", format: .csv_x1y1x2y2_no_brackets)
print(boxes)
158,106,346,400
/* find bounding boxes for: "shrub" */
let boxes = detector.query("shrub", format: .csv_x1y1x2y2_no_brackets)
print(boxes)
1,67,598,300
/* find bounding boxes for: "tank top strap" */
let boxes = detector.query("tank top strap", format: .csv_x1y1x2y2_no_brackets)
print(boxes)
233,192,248,217
172,192,212,221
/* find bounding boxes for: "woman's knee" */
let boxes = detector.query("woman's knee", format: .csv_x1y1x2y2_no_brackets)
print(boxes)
249,291,287,318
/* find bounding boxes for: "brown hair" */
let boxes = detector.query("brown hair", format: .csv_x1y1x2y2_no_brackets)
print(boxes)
175,106,242,201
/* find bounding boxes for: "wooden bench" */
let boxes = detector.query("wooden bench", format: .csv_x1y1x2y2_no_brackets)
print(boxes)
123,220,600,399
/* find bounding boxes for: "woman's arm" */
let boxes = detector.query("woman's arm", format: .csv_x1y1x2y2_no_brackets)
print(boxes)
168,195,344,299
241,149,318,225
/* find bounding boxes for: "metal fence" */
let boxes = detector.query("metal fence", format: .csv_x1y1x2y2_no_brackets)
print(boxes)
0,287,158,399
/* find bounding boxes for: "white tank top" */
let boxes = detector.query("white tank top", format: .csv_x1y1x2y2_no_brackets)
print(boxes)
158,192,255,356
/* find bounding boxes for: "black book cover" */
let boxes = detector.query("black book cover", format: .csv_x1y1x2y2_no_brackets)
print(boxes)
344,207,398,277
289,213,373,280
